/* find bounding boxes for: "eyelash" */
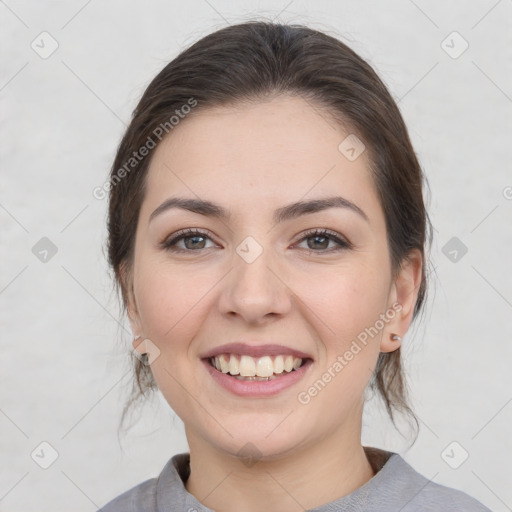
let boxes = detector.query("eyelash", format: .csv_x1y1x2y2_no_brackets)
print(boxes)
160,228,352,254
298,228,353,253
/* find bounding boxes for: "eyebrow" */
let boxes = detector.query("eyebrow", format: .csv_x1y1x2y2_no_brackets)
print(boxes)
149,195,369,224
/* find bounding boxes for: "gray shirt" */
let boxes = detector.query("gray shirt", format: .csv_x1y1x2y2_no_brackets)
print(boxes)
98,446,491,511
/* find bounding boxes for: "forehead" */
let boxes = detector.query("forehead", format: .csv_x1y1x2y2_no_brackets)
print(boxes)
141,95,382,224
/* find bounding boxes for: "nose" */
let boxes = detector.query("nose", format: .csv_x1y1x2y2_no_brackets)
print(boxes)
217,245,292,325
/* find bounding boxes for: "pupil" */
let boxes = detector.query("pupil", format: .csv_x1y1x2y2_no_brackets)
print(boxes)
309,236,328,250
185,235,205,249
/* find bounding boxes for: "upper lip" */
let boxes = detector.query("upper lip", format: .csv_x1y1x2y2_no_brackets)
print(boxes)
200,342,313,360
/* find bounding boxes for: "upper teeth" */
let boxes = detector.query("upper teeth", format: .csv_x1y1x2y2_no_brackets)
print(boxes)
212,354,303,377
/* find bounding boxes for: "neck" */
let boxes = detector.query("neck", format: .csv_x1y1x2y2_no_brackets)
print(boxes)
184,412,375,512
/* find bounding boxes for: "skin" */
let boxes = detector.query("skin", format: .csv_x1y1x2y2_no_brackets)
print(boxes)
124,94,422,512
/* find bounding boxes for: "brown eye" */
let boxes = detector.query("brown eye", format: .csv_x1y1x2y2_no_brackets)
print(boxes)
307,235,329,250
182,234,207,250
161,229,217,252
296,229,352,253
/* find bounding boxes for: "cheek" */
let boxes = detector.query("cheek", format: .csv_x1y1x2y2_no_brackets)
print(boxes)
292,260,390,407
297,260,391,346
132,260,212,410
132,258,213,346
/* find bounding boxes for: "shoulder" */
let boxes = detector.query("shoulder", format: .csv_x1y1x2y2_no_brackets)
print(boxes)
97,477,157,512
96,453,192,512
379,453,491,511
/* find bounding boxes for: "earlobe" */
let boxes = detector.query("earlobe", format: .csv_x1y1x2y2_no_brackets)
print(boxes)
120,261,142,336
380,249,423,353
126,295,142,333
127,298,143,340
380,332,402,353
395,250,422,319
132,334,144,353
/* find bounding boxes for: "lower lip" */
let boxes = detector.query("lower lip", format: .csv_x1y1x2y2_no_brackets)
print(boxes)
202,359,313,397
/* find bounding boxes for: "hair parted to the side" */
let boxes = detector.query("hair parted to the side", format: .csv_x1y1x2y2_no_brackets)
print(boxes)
107,20,432,442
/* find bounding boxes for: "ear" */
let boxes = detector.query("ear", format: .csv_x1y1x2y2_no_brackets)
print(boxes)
380,249,423,353
120,261,143,351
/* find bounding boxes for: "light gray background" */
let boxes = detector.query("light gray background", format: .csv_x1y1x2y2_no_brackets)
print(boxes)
1,1,511,510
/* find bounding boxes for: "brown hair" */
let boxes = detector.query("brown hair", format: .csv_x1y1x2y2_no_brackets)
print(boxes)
107,20,431,439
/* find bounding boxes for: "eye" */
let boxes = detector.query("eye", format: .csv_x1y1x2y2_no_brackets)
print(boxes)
160,228,352,254
161,228,218,252
295,228,352,253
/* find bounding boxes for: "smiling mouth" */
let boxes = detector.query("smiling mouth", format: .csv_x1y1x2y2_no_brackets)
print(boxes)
207,353,309,381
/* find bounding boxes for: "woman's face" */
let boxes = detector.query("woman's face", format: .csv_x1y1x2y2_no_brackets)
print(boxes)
126,94,419,460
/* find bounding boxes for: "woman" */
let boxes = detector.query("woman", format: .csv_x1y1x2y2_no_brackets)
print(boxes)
99,20,490,511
